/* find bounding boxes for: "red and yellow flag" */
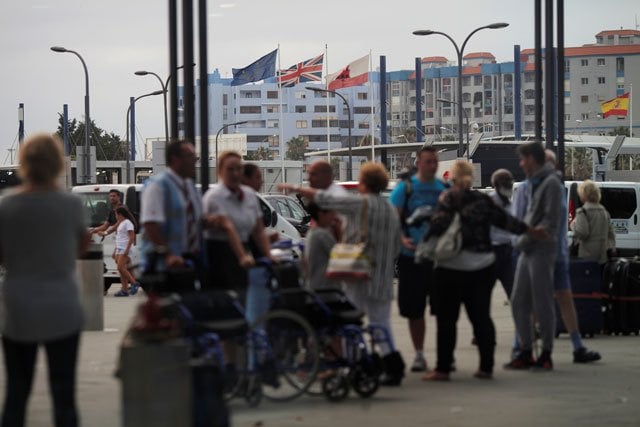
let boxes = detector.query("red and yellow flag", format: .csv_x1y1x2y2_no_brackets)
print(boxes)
601,93,630,118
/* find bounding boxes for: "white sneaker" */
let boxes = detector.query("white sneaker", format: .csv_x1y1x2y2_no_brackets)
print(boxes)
410,354,427,372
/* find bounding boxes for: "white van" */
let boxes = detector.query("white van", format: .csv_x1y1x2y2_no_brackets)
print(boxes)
566,181,640,257
72,183,301,289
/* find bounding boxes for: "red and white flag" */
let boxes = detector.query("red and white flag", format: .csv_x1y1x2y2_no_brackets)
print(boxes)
327,54,370,90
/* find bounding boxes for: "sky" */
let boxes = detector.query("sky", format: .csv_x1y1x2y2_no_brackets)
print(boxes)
1,0,639,164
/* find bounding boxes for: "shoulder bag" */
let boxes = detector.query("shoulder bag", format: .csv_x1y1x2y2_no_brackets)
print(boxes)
325,199,372,282
415,211,463,262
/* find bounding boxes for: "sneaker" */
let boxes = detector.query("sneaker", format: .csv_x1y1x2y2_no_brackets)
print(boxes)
531,351,553,371
129,283,140,296
573,347,602,364
503,352,534,370
114,289,129,297
410,354,427,372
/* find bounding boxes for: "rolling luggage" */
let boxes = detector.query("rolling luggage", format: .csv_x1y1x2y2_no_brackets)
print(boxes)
604,258,640,335
556,259,603,337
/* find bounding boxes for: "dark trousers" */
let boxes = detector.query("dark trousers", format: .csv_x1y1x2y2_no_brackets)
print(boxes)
493,244,515,297
2,333,80,427
434,265,496,374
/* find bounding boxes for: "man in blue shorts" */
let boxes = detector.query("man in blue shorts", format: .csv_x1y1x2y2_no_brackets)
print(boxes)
389,145,446,372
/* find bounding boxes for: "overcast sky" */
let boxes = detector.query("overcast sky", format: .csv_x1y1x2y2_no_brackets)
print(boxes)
1,0,638,163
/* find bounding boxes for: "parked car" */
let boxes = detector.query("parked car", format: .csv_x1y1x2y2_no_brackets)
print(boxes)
263,194,311,237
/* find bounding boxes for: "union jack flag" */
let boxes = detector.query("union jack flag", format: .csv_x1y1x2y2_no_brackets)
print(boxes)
277,53,324,87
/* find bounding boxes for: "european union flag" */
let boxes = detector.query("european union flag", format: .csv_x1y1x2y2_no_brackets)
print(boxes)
231,49,278,86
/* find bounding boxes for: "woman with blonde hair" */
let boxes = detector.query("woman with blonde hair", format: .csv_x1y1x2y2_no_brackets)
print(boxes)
423,161,546,381
280,162,404,385
571,180,615,264
0,133,89,427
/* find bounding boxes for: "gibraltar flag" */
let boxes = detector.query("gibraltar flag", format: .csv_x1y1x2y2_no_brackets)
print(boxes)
327,54,370,90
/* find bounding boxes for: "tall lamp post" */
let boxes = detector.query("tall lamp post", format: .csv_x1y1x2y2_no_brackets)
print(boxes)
214,121,248,182
306,86,353,180
125,90,165,182
51,46,92,183
413,23,509,158
437,98,470,159
134,64,192,145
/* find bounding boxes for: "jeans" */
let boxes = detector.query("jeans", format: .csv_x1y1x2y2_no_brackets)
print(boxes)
433,265,496,374
2,333,80,427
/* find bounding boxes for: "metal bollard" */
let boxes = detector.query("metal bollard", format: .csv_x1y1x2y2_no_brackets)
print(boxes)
76,242,104,331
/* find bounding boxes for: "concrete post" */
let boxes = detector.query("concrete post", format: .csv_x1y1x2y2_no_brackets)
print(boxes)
76,242,104,331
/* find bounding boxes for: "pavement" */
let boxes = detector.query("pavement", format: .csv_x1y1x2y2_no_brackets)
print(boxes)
2,286,639,427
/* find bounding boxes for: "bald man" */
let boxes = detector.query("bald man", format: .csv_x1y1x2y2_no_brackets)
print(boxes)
307,160,347,195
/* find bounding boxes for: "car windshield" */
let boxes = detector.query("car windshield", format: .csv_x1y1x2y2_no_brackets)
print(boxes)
76,192,111,227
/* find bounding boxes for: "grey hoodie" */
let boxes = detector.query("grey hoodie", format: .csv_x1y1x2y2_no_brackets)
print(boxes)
516,163,564,254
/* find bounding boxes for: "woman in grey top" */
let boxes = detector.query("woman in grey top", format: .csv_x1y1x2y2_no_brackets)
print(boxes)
0,133,89,427
281,162,405,386
571,180,616,265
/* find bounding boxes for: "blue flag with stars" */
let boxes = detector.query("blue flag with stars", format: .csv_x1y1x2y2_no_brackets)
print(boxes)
231,49,278,86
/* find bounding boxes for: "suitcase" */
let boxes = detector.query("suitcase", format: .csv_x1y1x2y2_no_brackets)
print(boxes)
556,259,603,338
606,258,640,335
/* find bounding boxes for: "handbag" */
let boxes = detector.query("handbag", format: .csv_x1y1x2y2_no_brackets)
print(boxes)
415,211,463,262
326,200,372,282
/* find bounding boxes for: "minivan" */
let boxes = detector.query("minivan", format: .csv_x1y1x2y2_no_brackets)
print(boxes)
72,183,301,289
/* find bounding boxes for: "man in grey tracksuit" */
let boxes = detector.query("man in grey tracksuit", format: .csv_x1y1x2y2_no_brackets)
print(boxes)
505,142,563,371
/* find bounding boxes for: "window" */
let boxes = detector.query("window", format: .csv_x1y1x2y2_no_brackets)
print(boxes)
564,59,570,73
222,94,228,106
581,59,588,66
285,199,307,221
312,119,339,128
597,58,605,66
314,105,336,113
353,107,373,114
295,105,306,113
462,93,471,102
524,89,535,100
524,105,535,116
600,188,636,219
265,104,279,113
358,121,370,129
296,120,307,129
357,93,368,100
239,106,261,114
266,91,278,99
564,114,571,121
462,76,471,86
240,90,260,99
616,57,624,73
295,91,306,99
581,113,589,120
266,119,279,128
581,95,589,103
598,77,606,84
581,78,589,85
474,75,482,86
524,72,535,83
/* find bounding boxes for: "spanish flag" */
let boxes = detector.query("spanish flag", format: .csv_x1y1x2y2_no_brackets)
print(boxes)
601,93,630,118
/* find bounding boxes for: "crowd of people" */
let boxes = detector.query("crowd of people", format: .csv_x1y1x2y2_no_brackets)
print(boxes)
0,134,616,426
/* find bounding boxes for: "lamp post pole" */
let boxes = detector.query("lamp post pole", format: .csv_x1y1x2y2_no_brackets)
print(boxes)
214,121,248,182
306,86,353,180
413,23,509,158
134,64,191,145
125,90,165,182
437,98,470,159
51,46,92,183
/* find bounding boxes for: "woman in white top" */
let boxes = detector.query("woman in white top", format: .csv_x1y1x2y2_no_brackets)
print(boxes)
112,206,139,296
203,151,270,293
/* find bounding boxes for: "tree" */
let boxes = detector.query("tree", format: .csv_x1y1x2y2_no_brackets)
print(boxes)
357,135,380,146
608,126,630,137
401,128,417,143
55,114,126,161
245,146,273,161
330,157,341,180
564,147,594,180
285,136,306,160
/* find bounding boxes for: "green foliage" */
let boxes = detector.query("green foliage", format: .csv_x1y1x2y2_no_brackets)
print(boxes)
564,148,593,180
330,157,341,180
607,126,630,137
245,146,273,161
357,135,380,146
285,136,306,161
401,128,417,143
55,115,126,161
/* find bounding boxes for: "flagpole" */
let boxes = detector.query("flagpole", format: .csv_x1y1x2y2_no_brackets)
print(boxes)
369,50,374,162
630,84,633,138
278,44,286,187
326,43,331,163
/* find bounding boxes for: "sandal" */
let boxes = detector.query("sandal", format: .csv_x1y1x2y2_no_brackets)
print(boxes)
422,370,450,381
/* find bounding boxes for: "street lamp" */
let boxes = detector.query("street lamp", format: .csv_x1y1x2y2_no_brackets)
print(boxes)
413,22,509,158
214,121,248,181
306,86,353,180
125,90,165,183
134,63,194,145
51,45,92,183
437,98,470,159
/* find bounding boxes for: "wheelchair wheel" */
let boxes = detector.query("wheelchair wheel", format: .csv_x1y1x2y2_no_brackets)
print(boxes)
253,310,320,402
322,373,350,402
351,368,379,398
245,375,263,408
